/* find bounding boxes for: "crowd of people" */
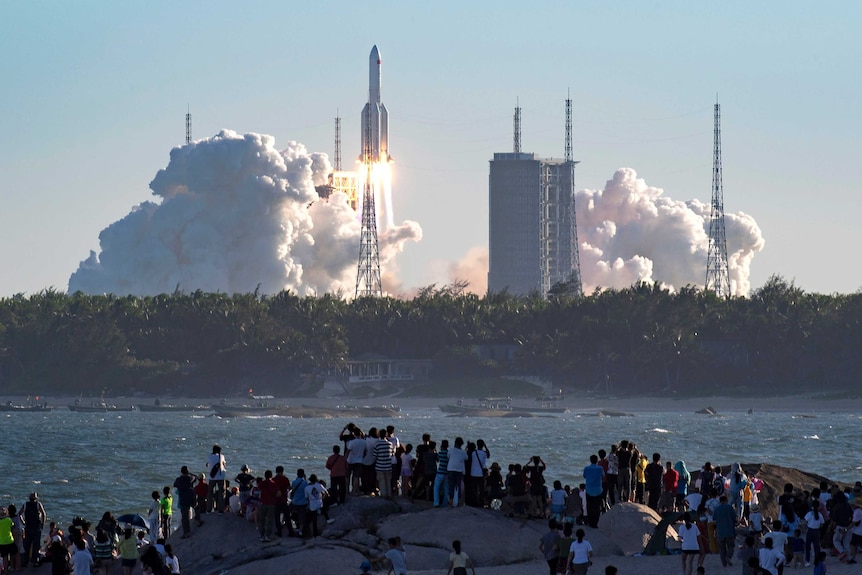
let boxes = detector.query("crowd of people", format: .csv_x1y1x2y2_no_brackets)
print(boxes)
0,494,180,575
3,426,861,575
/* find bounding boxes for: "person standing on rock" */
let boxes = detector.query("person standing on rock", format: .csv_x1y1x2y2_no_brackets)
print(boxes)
21,492,45,567
582,455,604,528
257,470,278,543
375,430,396,499
326,445,349,505
645,453,664,511
172,466,198,539
433,440,450,508
206,444,226,513
346,428,367,496
447,437,469,507
386,536,408,575
446,539,476,575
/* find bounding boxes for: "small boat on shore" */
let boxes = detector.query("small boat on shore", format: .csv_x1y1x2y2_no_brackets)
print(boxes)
0,403,52,412
213,405,401,418
68,402,135,412
136,403,211,412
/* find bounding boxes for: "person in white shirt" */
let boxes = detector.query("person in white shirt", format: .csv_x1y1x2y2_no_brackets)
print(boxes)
566,528,593,575
676,513,701,575
164,544,180,574
847,501,862,564
71,539,94,575
803,500,824,566
758,536,785,575
446,437,469,507
345,428,367,495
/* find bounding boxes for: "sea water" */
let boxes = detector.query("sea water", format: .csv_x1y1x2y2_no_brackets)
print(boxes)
1,408,859,527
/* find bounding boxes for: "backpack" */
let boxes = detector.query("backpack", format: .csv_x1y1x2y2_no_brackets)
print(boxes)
712,475,725,496
23,501,41,528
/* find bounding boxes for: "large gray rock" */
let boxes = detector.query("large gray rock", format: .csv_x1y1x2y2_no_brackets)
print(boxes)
226,545,368,575
598,502,676,556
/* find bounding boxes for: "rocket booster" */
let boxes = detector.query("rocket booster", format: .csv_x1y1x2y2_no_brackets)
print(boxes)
361,45,389,162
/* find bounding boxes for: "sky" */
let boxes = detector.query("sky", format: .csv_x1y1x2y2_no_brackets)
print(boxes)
1,1,860,298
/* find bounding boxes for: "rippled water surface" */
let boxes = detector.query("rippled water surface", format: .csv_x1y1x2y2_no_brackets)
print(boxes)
2,408,859,526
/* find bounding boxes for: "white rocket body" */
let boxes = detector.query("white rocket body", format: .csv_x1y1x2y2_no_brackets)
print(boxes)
361,45,389,162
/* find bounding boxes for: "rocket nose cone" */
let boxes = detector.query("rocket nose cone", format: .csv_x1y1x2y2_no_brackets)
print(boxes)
370,45,380,64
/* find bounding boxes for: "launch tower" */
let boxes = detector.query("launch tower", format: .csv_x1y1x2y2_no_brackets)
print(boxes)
564,92,583,297
355,48,384,298
705,100,730,297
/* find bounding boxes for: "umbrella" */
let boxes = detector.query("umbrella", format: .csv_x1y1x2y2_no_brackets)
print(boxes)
116,513,150,531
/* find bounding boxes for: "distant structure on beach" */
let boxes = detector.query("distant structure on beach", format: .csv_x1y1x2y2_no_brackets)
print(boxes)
487,98,583,297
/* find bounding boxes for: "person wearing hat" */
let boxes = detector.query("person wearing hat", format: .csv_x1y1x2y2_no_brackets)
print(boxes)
193,473,208,527
21,492,46,567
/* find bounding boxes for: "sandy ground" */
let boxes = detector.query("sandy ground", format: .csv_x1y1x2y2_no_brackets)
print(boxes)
405,553,861,575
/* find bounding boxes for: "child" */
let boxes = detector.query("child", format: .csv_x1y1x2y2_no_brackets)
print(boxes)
549,480,567,522
160,486,173,539
400,444,414,497
749,503,764,539
790,529,805,568
812,550,827,575
385,537,407,575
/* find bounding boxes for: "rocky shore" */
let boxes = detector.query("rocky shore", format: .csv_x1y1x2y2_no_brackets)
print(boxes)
162,463,858,575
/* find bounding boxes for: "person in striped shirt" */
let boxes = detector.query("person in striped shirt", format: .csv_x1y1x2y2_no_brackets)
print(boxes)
375,433,395,499
434,440,450,507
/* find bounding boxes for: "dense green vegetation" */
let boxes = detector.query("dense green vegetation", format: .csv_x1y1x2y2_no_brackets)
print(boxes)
0,276,859,397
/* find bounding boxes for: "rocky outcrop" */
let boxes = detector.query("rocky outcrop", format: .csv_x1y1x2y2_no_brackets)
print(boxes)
168,464,849,574
598,502,676,556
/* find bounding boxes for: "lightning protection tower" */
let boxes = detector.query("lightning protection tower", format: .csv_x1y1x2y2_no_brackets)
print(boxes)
564,91,584,297
185,107,191,145
334,113,342,171
513,99,522,153
705,99,731,297
355,108,383,298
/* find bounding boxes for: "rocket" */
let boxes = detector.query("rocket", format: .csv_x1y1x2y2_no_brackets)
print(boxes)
361,45,389,163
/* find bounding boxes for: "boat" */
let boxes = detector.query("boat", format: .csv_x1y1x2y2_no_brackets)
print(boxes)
136,403,211,412
0,402,52,412
213,405,401,419
67,402,135,412
440,403,567,415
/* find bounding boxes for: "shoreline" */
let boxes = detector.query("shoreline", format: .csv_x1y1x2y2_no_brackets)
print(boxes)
6,393,861,414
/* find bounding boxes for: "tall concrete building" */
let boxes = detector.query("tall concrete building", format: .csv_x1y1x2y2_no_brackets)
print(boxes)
488,152,578,296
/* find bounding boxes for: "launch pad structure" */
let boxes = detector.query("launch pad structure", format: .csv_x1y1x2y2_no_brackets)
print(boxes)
705,99,730,297
354,46,386,298
487,98,584,298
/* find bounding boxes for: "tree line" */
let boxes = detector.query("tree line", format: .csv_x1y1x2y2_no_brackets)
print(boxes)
0,275,859,396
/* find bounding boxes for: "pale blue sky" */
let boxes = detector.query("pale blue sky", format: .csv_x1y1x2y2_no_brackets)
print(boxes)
1,1,860,296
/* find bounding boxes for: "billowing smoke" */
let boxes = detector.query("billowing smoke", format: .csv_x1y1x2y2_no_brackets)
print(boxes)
578,168,764,295
69,130,422,296
449,167,764,296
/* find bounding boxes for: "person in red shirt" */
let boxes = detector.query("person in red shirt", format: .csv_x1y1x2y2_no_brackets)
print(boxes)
193,474,207,527
326,445,349,505
272,466,294,538
257,470,279,543
662,461,679,513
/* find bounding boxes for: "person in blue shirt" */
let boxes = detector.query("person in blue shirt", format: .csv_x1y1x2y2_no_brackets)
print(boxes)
583,455,605,528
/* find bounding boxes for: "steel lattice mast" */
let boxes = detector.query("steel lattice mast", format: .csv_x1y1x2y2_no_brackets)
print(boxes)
565,91,583,297
185,107,191,145
705,99,730,297
355,107,382,298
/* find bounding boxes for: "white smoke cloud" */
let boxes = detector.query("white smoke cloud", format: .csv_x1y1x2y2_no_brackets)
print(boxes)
69,130,422,296
446,167,764,296
577,168,765,295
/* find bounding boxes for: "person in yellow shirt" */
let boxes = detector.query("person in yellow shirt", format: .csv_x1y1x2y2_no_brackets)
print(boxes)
0,507,19,573
635,451,648,504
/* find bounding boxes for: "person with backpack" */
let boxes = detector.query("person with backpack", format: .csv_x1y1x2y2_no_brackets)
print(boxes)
21,492,46,567
206,445,226,514
304,474,328,538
